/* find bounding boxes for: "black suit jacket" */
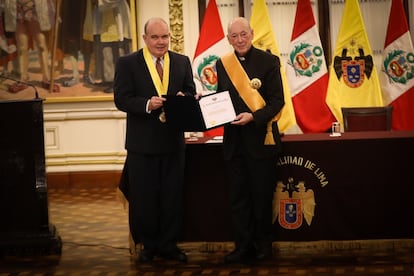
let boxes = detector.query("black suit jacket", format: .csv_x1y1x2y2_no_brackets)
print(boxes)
114,49,196,155
216,47,285,160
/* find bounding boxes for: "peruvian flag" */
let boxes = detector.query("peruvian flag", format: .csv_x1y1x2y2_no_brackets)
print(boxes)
286,0,335,133
192,0,229,137
380,0,414,130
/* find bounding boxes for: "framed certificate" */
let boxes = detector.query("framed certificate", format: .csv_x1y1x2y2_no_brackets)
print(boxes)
163,91,236,131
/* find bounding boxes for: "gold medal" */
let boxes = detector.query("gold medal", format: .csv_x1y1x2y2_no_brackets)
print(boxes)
159,111,166,123
250,78,262,89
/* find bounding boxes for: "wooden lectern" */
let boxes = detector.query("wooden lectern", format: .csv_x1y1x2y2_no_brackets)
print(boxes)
0,98,62,256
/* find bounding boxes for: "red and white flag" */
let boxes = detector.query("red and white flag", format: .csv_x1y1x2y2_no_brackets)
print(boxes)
192,0,229,137
380,0,414,130
286,0,335,133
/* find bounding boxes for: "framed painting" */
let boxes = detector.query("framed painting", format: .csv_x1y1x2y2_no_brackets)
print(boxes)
0,0,137,103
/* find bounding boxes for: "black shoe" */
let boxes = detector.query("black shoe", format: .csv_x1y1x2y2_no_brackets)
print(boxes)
138,249,154,263
224,248,253,264
254,242,273,261
160,247,187,262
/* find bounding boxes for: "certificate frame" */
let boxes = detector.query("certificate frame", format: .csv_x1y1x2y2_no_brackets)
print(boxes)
163,90,236,131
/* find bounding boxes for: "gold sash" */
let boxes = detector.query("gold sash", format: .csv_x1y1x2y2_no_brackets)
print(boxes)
221,52,281,145
143,47,170,96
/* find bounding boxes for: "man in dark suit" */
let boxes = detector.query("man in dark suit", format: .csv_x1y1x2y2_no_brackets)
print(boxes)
113,17,196,263
215,17,285,263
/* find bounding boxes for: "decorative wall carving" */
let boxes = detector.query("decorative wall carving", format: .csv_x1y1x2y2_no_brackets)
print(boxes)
169,0,184,53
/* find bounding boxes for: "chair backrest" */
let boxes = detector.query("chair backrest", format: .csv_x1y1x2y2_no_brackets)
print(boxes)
341,106,393,132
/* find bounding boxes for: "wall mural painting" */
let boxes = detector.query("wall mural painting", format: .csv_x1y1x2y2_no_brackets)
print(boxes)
0,0,134,102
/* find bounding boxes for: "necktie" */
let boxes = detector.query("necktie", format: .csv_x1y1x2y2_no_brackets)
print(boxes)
156,58,163,80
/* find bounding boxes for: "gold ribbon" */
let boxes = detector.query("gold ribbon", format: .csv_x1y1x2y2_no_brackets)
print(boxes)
221,52,281,145
143,47,170,96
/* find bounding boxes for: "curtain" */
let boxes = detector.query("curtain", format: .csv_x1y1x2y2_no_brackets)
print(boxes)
246,1,317,64
214,0,397,68
215,0,240,32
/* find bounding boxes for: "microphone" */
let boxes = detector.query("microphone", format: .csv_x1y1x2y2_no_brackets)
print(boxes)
0,74,39,99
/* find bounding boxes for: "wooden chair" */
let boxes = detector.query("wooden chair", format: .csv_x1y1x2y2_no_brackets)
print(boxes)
341,106,393,132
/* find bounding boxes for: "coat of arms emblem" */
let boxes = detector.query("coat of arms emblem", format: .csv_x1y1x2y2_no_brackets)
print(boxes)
383,49,414,84
196,55,220,91
333,48,374,88
288,42,323,77
273,178,316,229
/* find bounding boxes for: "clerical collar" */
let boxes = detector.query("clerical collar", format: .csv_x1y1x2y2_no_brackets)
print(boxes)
235,47,253,61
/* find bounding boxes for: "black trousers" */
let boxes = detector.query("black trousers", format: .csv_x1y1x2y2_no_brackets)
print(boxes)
225,153,277,250
126,150,185,253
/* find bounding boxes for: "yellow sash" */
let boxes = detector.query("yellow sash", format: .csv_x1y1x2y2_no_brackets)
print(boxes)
221,52,281,145
143,47,170,96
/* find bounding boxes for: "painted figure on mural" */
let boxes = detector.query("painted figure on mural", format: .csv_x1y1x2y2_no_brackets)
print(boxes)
0,1,17,83
53,0,86,87
3,0,59,92
83,0,132,93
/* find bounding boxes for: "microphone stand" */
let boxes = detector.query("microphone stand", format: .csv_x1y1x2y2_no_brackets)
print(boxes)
0,73,39,99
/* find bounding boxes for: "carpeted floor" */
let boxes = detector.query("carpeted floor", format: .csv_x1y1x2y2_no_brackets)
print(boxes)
1,188,414,275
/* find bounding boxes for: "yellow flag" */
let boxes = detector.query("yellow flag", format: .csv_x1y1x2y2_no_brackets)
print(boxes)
250,0,296,133
129,0,138,51
326,0,383,126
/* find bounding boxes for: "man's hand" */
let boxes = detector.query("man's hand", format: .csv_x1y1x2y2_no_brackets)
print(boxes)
231,112,253,125
149,96,166,111
194,92,202,100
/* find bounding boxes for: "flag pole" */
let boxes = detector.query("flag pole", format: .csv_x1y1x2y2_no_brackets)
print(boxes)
130,0,138,51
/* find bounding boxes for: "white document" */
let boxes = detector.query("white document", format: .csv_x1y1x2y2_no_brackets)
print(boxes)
199,91,236,129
